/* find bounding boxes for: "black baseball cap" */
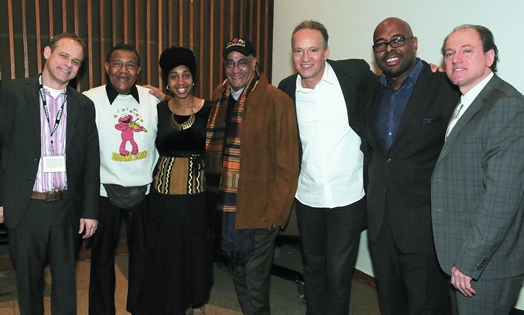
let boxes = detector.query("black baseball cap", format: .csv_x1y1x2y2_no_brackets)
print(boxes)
223,38,256,59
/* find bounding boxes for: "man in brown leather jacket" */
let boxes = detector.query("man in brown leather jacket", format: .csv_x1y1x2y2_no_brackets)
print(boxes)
206,37,299,315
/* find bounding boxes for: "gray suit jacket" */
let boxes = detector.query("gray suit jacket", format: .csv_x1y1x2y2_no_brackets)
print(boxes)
431,74,524,281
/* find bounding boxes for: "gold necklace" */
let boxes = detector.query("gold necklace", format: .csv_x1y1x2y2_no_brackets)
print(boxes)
170,100,195,130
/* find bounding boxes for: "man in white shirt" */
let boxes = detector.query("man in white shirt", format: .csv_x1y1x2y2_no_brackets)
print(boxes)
278,20,375,314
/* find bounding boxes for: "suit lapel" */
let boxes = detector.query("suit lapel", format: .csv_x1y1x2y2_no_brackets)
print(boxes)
26,77,42,144
329,60,362,136
436,75,501,166
366,80,388,153
286,75,298,104
390,66,431,150
367,64,430,154
65,87,77,158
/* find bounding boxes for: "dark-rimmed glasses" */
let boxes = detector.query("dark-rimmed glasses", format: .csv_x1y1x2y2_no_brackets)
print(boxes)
224,58,254,69
110,61,138,70
373,36,414,53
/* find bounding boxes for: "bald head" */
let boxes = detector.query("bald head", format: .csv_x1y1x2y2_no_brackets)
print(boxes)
372,17,418,90
374,17,413,40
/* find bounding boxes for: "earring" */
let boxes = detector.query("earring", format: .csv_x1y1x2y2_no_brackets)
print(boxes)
193,83,195,86
166,85,169,90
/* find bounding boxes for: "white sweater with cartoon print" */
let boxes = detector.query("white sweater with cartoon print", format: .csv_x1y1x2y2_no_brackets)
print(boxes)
84,85,159,197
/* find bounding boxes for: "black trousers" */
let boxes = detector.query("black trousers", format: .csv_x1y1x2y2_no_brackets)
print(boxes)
88,195,147,314
370,209,451,315
295,198,364,315
9,198,78,315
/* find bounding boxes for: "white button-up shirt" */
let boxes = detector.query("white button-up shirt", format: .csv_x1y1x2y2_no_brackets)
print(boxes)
295,63,364,208
447,72,494,136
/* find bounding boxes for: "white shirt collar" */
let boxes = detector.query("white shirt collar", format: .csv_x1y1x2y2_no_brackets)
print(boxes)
296,62,334,94
43,85,66,99
461,72,494,108
230,87,245,100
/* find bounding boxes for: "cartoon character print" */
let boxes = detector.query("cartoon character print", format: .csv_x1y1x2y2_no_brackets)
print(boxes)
115,114,147,156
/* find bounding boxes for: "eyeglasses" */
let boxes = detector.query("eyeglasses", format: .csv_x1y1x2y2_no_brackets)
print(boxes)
110,61,138,70
372,36,414,53
224,58,254,69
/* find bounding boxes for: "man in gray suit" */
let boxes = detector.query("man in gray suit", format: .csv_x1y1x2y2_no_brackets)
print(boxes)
432,24,524,314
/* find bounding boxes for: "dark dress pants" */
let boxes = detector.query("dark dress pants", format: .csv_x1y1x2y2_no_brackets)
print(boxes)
233,227,280,315
296,198,364,315
9,198,78,315
370,209,451,315
88,195,147,314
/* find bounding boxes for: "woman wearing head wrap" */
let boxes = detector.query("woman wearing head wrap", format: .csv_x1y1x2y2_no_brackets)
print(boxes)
136,47,213,315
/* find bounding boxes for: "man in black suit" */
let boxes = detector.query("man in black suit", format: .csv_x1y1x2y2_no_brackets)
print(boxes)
278,20,375,314
0,33,100,314
364,18,460,314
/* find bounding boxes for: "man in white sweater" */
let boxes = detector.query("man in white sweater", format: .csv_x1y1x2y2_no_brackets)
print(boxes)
83,44,160,315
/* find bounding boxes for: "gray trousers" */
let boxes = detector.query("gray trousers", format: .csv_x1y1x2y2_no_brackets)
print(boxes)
450,274,524,314
233,227,280,315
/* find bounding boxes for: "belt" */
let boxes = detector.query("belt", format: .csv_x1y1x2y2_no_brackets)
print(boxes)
31,190,68,201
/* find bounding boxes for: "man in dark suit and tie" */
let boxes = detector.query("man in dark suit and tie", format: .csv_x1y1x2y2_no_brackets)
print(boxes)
278,20,375,314
364,18,460,314
432,25,524,314
0,33,100,314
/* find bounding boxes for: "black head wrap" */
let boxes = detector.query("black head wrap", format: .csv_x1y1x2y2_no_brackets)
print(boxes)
159,46,197,83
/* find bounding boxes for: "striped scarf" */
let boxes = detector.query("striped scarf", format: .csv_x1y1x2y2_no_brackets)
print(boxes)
206,70,260,211
205,70,260,261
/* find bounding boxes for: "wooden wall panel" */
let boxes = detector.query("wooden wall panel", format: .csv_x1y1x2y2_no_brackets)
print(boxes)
0,0,274,101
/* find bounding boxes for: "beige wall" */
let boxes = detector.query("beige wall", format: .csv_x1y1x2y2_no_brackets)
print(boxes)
272,0,524,309
272,0,523,92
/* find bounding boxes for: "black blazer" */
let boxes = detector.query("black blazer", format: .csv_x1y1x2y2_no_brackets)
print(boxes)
365,61,460,253
278,58,376,170
0,76,100,229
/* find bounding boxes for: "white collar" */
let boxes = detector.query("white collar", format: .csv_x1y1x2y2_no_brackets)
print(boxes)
296,62,334,93
461,72,494,107
230,87,245,100
43,85,66,99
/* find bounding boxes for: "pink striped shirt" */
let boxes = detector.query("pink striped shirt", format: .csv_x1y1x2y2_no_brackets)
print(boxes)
32,88,68,192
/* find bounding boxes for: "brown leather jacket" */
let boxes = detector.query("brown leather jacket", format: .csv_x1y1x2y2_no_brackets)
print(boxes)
212,73,299,229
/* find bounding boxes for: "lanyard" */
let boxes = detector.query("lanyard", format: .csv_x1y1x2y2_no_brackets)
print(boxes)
38,74,67,137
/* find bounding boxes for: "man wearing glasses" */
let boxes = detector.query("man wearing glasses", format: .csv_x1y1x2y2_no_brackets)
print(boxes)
364,17,460,314
206,37,299,315
83,44,160,314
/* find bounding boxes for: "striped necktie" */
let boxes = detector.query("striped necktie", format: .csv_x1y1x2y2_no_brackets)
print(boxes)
445,101,463,139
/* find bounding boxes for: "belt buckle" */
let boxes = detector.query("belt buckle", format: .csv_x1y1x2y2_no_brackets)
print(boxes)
46,190,61,201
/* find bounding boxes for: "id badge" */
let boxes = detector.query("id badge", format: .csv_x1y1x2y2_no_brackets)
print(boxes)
43,155,66,172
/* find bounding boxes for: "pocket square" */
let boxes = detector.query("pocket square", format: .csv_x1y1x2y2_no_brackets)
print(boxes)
421,117,442,123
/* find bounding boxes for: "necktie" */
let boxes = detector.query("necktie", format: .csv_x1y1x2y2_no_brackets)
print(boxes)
446,101,463,139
